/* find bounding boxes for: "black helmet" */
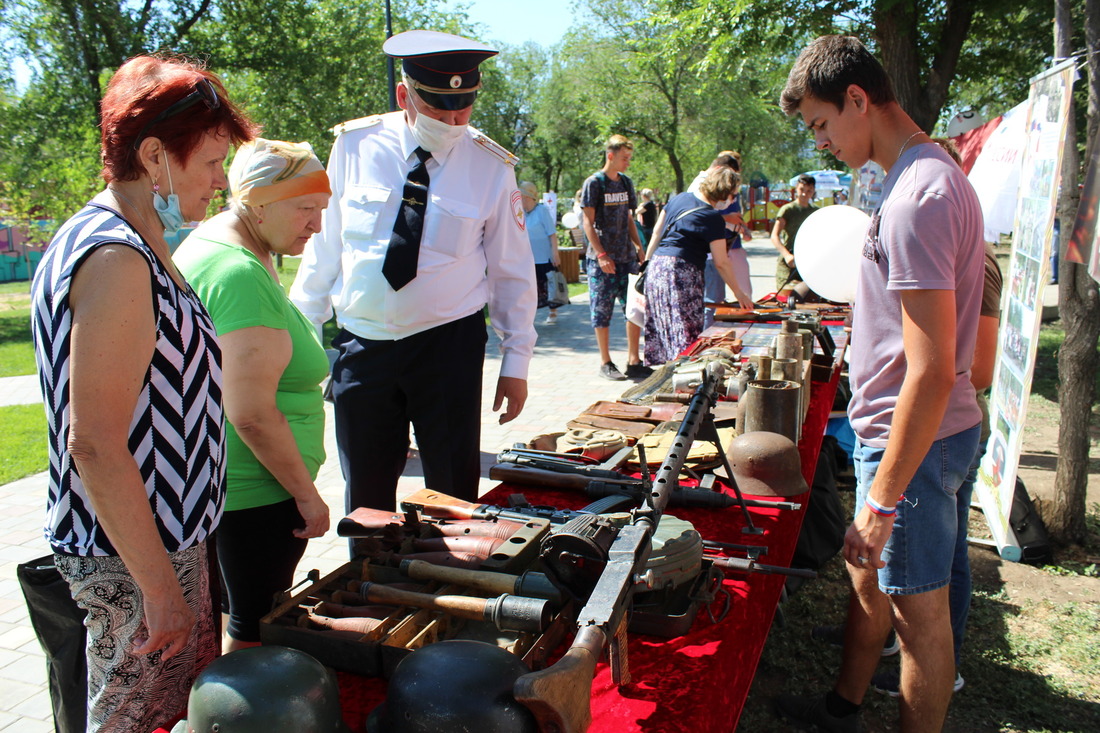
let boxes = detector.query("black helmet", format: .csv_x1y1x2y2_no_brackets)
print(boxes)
367,640,538,733
184,646,350,733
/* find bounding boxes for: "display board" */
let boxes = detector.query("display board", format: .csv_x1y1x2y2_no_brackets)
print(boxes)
975,59,1076,561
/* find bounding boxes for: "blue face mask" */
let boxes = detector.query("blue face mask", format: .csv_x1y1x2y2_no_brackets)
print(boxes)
153,157,185,239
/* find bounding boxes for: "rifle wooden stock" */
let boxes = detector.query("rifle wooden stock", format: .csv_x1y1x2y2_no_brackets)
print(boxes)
402,488,487,519
337,507,407,537
513,625,605,733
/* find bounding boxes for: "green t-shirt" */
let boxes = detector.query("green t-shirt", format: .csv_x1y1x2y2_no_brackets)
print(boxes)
176,236,328,511
775,201,819,285
776,201,818,253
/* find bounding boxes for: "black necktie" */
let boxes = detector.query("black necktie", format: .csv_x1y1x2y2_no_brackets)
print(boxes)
383,146,432,291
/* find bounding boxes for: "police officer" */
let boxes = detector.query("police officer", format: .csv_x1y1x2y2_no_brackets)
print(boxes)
290,30,537,516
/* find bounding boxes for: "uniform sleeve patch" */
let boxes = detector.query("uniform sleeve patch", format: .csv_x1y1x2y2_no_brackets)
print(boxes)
511,190,526,231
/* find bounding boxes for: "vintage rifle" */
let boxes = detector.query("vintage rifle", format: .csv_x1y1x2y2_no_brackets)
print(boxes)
401,488,634,526
487,462,802,512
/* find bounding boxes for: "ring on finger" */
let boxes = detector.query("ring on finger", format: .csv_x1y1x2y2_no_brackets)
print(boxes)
857,556,868,565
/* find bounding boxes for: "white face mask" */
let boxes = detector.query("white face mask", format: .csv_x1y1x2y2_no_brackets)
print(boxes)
407,94,467,153
712,198,734,211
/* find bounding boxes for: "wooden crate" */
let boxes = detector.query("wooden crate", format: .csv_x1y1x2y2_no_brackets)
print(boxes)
260,559,568,678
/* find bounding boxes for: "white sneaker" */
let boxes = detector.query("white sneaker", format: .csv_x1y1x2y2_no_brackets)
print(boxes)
544,312,557,325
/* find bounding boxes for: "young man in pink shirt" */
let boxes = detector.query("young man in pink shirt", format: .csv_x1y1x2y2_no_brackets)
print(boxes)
775,36,985,733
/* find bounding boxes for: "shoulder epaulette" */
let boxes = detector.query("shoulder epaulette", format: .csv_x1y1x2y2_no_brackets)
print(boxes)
472,132,519,167
331,115,384,137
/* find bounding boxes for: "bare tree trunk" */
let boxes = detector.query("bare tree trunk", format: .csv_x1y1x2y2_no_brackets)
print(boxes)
1050,0,1100,543
873,0,978,132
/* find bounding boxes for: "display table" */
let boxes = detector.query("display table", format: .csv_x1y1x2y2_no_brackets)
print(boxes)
333,326,845,731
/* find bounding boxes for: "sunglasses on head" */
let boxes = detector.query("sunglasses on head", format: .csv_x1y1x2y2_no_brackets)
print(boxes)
132,79,221,150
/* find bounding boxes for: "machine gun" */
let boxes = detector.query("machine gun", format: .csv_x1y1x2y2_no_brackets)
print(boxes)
513,361,727,732
488,462,802,512
401,489,636,526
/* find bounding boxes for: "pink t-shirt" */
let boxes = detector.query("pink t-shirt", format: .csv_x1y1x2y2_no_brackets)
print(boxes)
848,143,985,447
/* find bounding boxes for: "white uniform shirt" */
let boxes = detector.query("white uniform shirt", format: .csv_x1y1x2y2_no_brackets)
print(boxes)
290,111,537,379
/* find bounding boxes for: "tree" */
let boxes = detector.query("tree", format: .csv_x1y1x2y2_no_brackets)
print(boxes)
0,0,220,235
188,0,464,163
2,0,216,119
673,0,1050,133
517,47,603,198
524,0,811,198
474,41,548,155
1051,0,1100,544
0,74,102,241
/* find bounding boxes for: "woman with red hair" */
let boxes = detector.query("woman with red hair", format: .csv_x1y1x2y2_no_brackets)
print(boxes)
30,55,256,732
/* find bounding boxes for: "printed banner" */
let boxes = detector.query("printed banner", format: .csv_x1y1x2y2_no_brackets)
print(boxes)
975,59,1076,561
1066,141,1100,283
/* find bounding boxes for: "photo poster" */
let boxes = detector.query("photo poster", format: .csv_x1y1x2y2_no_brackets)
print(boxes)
1066,137,1100,283
975,59,1076,561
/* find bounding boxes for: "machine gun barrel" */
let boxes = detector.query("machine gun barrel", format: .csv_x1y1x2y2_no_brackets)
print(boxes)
514,363,726,732
644,362,725,525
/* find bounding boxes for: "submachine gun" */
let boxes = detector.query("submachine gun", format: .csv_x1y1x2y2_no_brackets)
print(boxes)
513,361,728,732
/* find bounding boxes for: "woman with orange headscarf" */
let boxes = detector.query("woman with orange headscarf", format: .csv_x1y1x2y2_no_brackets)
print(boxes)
176,139,333,654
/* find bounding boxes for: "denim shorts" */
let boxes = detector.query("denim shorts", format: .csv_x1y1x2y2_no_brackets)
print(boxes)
854,424,979,595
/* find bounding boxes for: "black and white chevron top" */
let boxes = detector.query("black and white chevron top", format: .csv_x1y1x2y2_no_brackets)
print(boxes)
31,203,225,556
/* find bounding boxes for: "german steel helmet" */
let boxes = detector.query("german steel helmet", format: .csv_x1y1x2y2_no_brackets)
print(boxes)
727,431,809,497
367,640,538,733
183,646,350,733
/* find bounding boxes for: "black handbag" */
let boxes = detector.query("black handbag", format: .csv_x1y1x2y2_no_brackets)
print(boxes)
633,260,648,294
17,556,88,733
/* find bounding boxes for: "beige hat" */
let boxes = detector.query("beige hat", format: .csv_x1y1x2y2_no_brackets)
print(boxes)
519,181,538,199
229,138,331,207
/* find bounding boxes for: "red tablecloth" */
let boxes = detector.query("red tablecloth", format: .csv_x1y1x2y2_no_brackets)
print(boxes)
336,359,842,732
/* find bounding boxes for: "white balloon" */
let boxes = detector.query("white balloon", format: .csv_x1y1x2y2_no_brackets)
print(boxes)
794,205,870,303
561,211,580,229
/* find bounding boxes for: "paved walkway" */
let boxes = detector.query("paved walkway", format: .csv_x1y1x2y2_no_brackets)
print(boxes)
0,241,780,730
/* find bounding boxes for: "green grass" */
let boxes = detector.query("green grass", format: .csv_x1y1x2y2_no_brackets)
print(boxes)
739,494,1100,733
1031,321,1100,404
1,280,35,377
0,311,35,376
1032,325,1064,402
0,281,32,295
0,404,48,483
